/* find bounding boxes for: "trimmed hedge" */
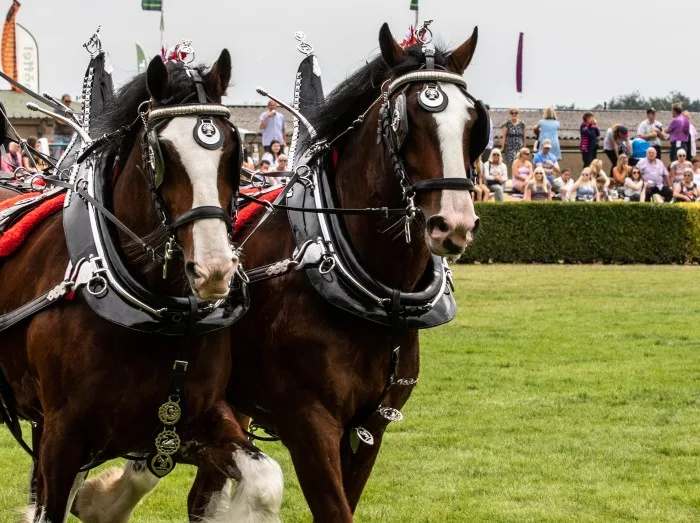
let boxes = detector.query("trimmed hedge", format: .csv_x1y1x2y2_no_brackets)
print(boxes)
461,202,700,264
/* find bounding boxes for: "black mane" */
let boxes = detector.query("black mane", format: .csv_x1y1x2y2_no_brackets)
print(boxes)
95,62,209,158
310,44,449,144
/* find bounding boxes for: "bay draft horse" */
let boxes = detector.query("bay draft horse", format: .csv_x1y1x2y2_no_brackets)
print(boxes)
0,51,284,523
76,23,483,522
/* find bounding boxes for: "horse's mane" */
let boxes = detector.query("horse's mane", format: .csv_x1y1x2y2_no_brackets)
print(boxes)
310,44,449,144
95,62,209,158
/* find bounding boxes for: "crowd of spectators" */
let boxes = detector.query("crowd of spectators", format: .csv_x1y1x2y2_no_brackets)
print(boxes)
476,103,700,203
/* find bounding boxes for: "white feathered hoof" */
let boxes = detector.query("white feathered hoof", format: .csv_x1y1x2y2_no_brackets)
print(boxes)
73,461,159,523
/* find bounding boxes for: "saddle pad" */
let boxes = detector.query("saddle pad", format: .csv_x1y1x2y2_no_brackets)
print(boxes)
0,192,65,258
233,186,283,239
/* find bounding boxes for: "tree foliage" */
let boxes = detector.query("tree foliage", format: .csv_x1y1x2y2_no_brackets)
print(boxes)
595,91,700,111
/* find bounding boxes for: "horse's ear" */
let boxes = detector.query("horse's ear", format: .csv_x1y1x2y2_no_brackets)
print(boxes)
146,56,169,101
447,26,478,74
207,49,232,99
379,23,407,68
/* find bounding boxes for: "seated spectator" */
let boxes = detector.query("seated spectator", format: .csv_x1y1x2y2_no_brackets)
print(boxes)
624,167,646,202
261,140,282,170
611,154,631,193
603,124,631,167
692,156,700,186
242,147,255,170
673,168,699,202
259,159,271,174
552,168,574,201
569,167,599,202
630,137,649,167
275,154,289,172
471,160,490,202
21,136,48,173
524,167,552,201
1,141,23,174
636,147,672,202
511,148,533,194
589,159,610,191
483,148,507,201
532,139,560,184
668,149,691,184
596,175,610,201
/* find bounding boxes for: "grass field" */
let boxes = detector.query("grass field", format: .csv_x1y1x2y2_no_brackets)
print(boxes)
1,265,700,522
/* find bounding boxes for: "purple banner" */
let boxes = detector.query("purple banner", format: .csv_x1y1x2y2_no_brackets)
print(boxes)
516,32,524,93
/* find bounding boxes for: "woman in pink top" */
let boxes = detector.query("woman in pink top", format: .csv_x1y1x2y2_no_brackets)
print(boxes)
511,147,533,194
668,149,691,184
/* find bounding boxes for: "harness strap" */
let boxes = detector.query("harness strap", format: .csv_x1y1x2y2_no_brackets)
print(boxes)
238,192,409,217
409,178,473,193
45,176,165,262
169,205,233,233
0,287,68,334
0,367,37,459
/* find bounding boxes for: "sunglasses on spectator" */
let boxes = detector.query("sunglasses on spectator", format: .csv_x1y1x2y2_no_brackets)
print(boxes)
510,111,519,115
678,154,686,157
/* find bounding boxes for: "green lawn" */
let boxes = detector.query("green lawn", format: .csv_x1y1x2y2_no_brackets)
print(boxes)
2,265,700,522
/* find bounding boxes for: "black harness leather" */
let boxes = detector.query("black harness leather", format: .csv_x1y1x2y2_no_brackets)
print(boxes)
286,151,456,329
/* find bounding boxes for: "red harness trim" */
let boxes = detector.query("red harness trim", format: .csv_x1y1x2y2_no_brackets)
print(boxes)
0,193,66,258
233,187,283,238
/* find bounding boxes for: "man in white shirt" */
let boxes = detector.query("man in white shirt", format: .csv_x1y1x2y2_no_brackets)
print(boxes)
636,107,663,159
259,101,286,152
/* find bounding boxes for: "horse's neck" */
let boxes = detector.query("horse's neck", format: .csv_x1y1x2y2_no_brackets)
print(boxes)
111,146,185,294
333,125,431,291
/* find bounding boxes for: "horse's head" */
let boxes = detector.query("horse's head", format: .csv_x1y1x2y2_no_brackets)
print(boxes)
378,24,484,258
144,50,239,300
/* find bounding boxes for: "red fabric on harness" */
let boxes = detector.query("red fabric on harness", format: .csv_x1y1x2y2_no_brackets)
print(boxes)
0,193,66,258
233,187,283,238
0,191,42,211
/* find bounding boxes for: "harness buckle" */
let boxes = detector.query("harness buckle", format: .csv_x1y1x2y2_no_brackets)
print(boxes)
162,236,175,279
318,255,337,275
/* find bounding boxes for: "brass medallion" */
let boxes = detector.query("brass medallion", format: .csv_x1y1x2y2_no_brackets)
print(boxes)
149,453,174,477
154,429,181,456
158,397,181,426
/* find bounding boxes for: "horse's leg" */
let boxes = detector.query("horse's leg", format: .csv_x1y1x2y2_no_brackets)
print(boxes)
188,467,232,521
186,400,284,523
278,405,354,523
73,460,159,523
29,421,85,523
340,428,385,512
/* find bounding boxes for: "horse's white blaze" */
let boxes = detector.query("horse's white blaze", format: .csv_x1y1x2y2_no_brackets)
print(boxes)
204,450,283,523
160,117,237,293
432,82,475,224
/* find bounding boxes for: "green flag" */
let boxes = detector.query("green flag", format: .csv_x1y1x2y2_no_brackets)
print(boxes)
142,0,162,11
136,42,148,74
409,0,418,10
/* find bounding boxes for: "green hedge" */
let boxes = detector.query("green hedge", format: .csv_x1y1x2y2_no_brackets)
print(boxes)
461,202,700,264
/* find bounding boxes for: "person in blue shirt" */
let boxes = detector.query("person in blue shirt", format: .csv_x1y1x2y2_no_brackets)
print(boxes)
630,137,649,167
532,139,560,184
533,107,561,160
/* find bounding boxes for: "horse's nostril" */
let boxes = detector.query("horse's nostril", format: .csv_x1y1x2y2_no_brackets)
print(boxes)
427,216,450,235
472,217,480,236
185,261,197,280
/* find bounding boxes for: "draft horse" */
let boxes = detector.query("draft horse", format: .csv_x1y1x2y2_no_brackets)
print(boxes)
76,23,485,522
0,51,284,523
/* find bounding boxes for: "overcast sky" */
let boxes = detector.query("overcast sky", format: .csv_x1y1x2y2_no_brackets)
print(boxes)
9,0,700,109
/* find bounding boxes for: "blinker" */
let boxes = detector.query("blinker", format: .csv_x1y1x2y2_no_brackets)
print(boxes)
418,83,448,112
